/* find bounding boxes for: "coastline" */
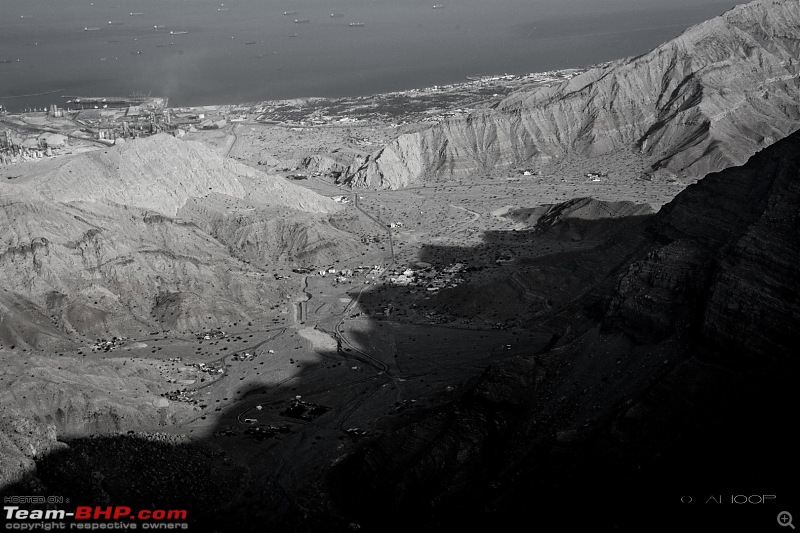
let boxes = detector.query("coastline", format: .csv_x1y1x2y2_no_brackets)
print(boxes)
1,63,596,169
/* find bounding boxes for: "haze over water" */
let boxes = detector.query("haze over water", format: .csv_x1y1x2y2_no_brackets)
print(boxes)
1,0,742,112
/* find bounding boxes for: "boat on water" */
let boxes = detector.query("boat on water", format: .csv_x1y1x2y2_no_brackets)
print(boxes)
245,41,257,45
108,20,123,25
330,13,345,18
432,4,445,9
294,19,310,24
169,31,188,35
130,12,144,16
349,22,365,27
63,94,149,108
283,11,297,16
154,25,165,30
84,27,101,31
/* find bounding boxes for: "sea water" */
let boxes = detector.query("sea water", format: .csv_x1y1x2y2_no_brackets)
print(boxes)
0,0,742,112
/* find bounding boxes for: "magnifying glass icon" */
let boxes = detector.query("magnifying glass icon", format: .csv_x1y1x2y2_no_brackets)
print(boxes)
778,511,795,529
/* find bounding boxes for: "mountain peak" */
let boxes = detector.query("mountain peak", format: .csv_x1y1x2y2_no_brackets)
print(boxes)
23,134,337,216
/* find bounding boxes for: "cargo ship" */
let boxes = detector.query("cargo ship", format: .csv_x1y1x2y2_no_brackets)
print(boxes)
62,93,154,108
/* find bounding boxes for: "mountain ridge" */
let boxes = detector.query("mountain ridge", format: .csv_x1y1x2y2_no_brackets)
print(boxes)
343,0,800,189
24,134,338,216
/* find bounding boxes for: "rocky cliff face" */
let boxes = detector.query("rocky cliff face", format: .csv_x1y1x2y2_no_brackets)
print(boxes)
323,128,800,530
343,0,800,189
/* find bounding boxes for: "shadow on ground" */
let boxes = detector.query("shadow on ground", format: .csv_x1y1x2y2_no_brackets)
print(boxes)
2,176,798,533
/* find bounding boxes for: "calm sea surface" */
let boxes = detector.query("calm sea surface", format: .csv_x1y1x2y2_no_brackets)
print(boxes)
1,0,742,112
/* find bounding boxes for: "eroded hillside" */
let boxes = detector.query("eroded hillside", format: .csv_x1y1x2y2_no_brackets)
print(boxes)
343,0,800,189
0,135,364,349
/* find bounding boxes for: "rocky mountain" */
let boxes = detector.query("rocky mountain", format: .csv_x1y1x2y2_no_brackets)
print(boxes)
0,353,196,488
7,130,796,531
0,135,361,348
322,126,800,530
343,0,800,189
30,134,337,216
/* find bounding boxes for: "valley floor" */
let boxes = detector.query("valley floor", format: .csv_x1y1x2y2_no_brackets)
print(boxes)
0,65,716,530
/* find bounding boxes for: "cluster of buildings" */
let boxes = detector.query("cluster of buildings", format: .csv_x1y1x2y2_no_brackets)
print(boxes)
1,96,185,166
586,171,609,181
196,362,225,375
0,129,68,164
314,264,384,285
387,262,468,292
232,351,256,362
507,169,540,182
91,336,126,352
198,329,227,340
163,388,194,403
67,97,174,143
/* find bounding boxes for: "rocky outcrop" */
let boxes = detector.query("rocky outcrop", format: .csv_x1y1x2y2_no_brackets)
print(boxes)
343,0,800,188
323,129,800,531
507,197,653,241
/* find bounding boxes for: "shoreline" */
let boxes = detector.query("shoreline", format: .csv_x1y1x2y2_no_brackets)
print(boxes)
1,61,602,116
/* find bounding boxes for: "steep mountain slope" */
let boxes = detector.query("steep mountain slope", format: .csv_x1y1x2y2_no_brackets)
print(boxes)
0,135,361,348
323,128,800,530
343,0,800,189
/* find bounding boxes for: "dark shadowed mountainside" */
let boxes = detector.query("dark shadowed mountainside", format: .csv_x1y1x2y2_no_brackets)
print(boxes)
323,126,800,531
